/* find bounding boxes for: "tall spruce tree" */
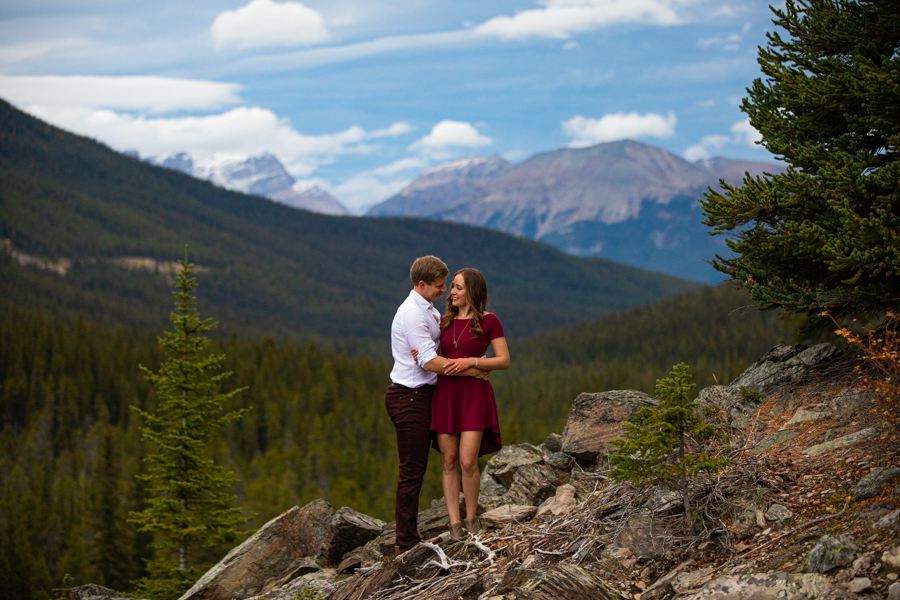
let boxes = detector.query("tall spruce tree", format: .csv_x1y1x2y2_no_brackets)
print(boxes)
129,253,248,600
700,0,900,321
607,364,729,522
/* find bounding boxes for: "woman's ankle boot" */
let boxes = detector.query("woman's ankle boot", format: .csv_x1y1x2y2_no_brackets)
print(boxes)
462,517,482,535
448,521,466,540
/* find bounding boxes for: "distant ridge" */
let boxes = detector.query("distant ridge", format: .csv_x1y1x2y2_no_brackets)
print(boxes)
367,141,787,282
0,98,698,341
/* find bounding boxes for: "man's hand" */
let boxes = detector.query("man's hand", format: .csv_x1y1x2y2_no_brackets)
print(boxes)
443,356,475,375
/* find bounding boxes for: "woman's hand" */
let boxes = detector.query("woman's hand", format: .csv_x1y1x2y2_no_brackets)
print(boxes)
443,356,476,375
410,348,419,362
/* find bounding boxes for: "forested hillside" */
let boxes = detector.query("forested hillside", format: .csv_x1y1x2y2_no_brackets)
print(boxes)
0,98,696,343
0,283,792,598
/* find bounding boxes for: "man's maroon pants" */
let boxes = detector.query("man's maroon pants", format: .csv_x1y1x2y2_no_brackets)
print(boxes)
384,382,434,551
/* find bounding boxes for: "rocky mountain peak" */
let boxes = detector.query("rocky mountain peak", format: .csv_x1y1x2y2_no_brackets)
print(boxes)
145,152,350,216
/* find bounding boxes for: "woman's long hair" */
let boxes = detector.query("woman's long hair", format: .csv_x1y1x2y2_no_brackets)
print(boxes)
442,268,488,338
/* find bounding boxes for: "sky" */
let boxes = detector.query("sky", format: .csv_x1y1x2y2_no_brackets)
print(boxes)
0,0,784,213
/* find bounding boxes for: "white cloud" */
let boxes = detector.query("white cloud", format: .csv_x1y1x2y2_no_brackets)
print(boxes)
211,0,330,50
370,157,429,176
0,75,241,113
410,120,492,153
333,172,414,213
731,118,761,146
682,119,762,161
562,112,676,147
473,0,688,41
369,122,413,138
22,104,409,177
698,32,741,50
683,134,730,161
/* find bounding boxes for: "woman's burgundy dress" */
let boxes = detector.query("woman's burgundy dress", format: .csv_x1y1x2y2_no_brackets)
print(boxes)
431,313,504,457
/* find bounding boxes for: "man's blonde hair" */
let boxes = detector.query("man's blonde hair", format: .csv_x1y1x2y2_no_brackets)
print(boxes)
410,255,449,286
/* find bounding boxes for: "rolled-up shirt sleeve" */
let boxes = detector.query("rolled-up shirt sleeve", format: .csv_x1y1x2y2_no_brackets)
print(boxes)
399,308,439,368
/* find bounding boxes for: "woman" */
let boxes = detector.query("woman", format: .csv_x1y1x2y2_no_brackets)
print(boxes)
432,268,509,538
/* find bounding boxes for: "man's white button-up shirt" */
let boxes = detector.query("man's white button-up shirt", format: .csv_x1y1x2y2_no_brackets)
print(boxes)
389,289,442,388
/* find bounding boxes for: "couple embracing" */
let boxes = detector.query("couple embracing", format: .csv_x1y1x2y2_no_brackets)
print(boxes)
384,255,510,555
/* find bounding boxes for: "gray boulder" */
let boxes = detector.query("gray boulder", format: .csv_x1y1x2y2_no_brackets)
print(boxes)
875,509,900,529
805,534,859,573
70,585,146,600
765,503,794,524
730,343,840,395
561,390,657,463
888,582,900,600
501,452,573,506
853,467,900,500
803,428,876,457
483,443,544,488
541,432,563,453
481,504,537,527
536,484,577,517
178,500,333,600
316,507,384,566
268,571,336,600
692,573,849,600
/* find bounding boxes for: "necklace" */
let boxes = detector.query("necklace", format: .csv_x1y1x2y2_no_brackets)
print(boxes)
452,319,467,348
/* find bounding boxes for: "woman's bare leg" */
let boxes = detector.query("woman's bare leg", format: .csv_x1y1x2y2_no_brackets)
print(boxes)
458,430,484,520
437,432,461,523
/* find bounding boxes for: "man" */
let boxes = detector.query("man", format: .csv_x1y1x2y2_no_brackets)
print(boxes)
384,255,482,554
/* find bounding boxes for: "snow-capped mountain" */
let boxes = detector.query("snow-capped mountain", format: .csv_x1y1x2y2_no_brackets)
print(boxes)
147,152,349,216
366,141,787,282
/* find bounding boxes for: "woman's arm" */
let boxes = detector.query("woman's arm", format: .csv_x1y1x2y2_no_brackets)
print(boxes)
443,337,509,375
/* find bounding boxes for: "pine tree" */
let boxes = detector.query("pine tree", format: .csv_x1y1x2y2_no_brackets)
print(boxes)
129,253,249,600
700,0,900,322
608,364,729,522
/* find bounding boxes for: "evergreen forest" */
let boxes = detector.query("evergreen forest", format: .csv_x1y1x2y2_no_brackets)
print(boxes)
0,283,790,599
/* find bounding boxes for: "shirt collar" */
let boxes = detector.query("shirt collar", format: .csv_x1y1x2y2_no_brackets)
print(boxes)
409,288,438,312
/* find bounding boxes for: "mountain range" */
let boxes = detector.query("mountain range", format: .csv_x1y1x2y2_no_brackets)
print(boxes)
143,151,350,216
0,98,698,342
367,143,787,282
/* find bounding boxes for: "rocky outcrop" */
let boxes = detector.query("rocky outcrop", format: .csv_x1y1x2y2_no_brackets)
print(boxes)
729,343,840,395
686,573,850,600
560,390,657,463
70,585,146,600
854,467,900,500
316,507,384,566
179,500,333,600
483,443,545,488
805,534,859,573
501,452,573,506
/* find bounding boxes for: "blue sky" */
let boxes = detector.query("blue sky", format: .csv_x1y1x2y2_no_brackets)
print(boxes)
0,0,784,212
